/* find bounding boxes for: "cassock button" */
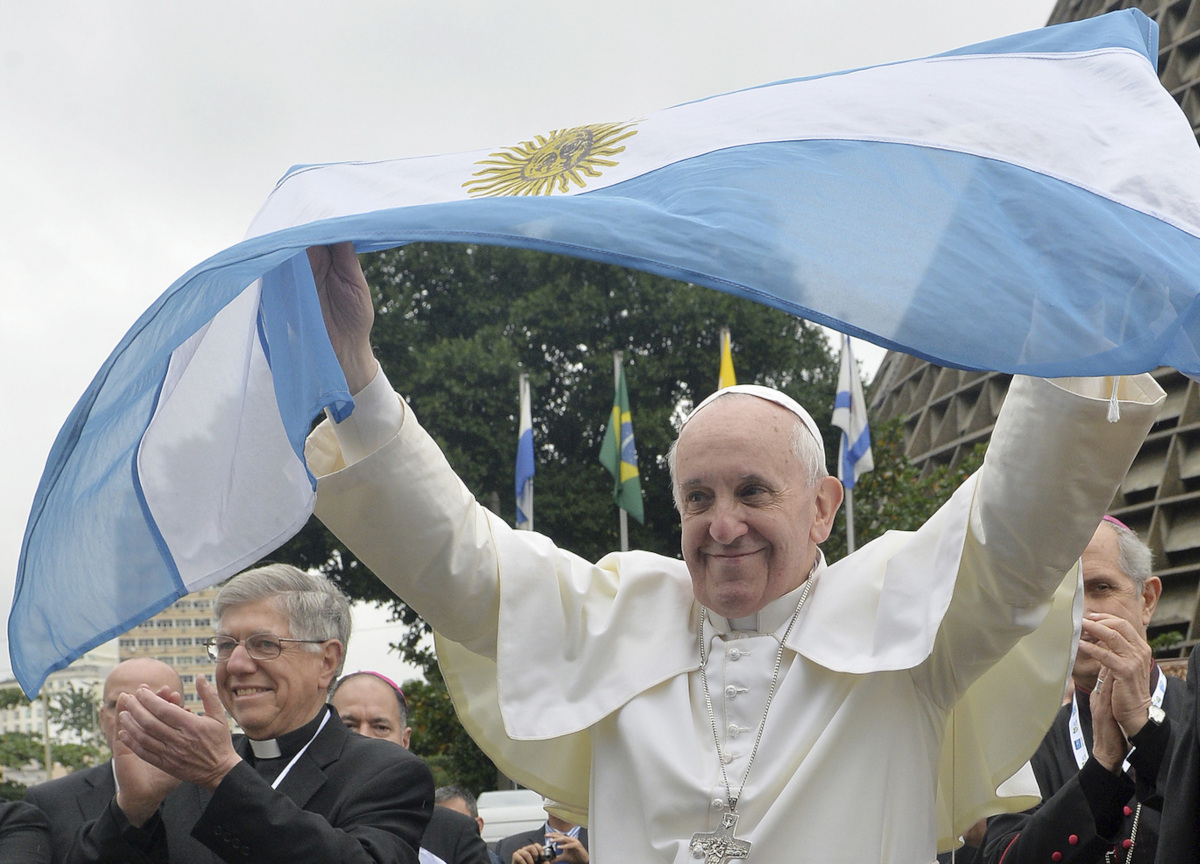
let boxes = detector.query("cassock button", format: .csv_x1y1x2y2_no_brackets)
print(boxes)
1068,835,1078,845
1051,853,1062,862
728,648,742,661
1121,839,1133,850
724,685,738,699
1123,805,1133,816
712,799,725,810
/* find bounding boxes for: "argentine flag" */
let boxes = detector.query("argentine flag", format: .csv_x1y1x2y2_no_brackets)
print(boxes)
13,9,1200,695
833,335,875,490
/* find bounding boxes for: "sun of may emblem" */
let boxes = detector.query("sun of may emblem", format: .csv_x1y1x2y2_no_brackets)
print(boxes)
463,121,638,197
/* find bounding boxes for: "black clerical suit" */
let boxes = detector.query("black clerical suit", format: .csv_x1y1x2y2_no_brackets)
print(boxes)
982,670,1184,864
66,705,433,863
24,760,212,864
421,806,490,864
496,824,588,864
1155,650,1200,863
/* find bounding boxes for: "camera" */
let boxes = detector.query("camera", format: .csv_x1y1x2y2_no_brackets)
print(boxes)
539,840,563,862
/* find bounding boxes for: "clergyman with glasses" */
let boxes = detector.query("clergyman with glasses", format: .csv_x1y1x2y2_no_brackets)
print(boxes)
72,563,434,864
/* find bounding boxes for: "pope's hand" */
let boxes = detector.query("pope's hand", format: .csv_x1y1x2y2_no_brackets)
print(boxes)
307,242,377,394
116,674,242,792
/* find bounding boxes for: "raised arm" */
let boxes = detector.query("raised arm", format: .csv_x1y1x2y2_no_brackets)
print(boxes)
309,242,378,395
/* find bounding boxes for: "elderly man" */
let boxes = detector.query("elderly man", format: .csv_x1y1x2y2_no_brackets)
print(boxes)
74,563,433,863
330,671,489,864
25,657,214,864
304,242,1163,862
982,518,1186,864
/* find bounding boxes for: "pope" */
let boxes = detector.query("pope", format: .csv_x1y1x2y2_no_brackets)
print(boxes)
304,242,1164,863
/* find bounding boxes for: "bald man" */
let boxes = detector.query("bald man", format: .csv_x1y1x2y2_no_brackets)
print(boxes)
24,657,215,864
330,671,489,864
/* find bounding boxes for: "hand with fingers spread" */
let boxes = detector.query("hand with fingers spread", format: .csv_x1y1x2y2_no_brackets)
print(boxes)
116,673,242,794
307,242,377,394
1078,611,1154,738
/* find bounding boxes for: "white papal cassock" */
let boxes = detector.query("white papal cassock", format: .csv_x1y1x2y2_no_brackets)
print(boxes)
308,371,1163,863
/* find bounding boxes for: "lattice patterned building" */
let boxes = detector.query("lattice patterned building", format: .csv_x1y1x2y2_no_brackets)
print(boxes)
871,0,1200,644
116,584,220,707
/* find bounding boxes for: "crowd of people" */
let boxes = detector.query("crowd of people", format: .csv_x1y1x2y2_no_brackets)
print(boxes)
2,243,1198,863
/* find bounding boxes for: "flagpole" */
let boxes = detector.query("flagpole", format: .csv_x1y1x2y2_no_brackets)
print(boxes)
614,351,629,552
845,486,855,554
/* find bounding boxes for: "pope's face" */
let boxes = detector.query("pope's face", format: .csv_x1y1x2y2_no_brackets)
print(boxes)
215,598,341,740
675,396,842,619
1075,523,1161,689
330,674,411,748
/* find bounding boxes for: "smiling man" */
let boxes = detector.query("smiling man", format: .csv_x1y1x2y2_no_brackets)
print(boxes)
304,243,1165,863
73,563,434,864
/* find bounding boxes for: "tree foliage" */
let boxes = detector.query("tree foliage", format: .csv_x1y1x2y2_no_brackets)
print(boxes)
824,417,987,562
47,682,102,749
0,688,29,711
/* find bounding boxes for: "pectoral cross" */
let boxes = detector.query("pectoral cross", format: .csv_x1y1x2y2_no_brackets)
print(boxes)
690,811,751,863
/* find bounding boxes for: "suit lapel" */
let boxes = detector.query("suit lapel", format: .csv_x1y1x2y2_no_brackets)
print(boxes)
271,713,345,809
78,762,116,821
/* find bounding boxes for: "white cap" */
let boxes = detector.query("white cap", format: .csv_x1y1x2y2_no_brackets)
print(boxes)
682,384,825,468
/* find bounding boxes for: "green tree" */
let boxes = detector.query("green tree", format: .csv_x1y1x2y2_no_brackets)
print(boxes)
404,671,497,794
824,417,987,562
0,688,29,711
47,682,102,749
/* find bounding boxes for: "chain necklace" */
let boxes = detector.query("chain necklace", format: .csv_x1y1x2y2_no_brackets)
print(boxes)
689,577,813,863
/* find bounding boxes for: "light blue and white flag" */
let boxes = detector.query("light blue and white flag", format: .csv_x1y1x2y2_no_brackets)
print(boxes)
14,9,1200,694
832,335,874,490
515,373,535,530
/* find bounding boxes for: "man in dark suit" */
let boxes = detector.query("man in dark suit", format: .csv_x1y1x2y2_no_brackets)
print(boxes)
496,804,588,864
331,670,489,864
25,657,215,864
0,800,52,863
982,519,1185,864
73,563,434,863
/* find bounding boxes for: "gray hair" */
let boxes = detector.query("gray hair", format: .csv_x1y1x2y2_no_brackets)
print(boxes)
215,563,352,675
667,392,827,509
436,785,479,818
1106,520,1153,593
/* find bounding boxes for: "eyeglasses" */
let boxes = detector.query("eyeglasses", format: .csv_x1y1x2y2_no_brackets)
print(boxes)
202,634,328,663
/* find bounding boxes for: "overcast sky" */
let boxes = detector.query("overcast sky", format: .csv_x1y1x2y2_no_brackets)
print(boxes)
0,1,1059,684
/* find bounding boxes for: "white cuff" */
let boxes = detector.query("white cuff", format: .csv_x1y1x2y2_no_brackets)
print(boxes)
330,365,406,465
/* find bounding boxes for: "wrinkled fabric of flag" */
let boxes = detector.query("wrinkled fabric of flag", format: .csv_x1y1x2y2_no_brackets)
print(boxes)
833,335,875,490
515,375,535,530
13,9,1200,694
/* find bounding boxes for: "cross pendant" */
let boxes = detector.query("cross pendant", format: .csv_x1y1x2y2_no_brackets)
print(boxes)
690,811,751,864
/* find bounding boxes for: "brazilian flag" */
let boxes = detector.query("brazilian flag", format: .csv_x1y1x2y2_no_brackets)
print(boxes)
599,362,644,523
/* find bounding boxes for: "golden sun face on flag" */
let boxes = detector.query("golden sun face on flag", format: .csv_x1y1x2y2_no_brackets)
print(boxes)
463,122,638,197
